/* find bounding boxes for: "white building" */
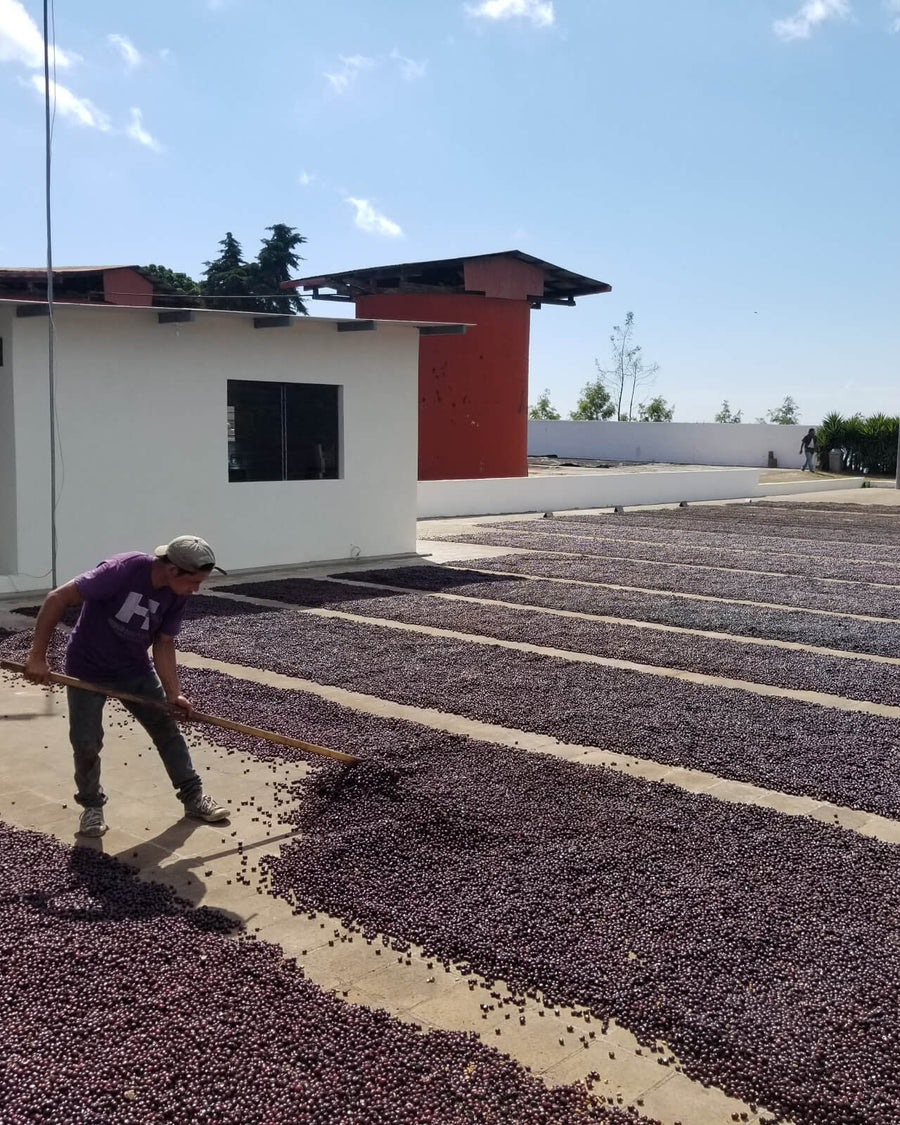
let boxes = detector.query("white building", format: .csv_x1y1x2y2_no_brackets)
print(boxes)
0,299,443,594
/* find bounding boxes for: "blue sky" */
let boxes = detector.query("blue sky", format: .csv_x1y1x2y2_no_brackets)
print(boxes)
1,0,898,423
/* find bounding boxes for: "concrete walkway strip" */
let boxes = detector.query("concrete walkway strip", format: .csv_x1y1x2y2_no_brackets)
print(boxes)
321,574,900,666
433,537,900,590
203,589,900,719
454,523,900,574
176,650,900,849
442,563,900,624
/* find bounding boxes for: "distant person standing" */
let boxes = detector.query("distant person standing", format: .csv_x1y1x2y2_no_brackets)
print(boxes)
799,428,817,471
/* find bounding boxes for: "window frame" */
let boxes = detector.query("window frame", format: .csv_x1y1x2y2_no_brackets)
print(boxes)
227,378,342,484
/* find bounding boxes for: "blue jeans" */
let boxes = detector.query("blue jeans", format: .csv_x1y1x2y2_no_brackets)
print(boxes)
67,670,201,808
803,449,814,471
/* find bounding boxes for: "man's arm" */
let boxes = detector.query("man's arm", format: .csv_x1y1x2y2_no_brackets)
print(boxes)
24,581,83,682
152,633,194,717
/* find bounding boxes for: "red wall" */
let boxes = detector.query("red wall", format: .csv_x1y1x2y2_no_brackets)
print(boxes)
103,267,153,307
355,292,531,480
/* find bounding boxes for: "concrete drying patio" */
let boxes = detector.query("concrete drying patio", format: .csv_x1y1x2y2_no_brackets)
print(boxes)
1,484,897,1125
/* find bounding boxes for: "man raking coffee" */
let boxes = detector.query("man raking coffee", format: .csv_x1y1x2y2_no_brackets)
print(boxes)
25,535,229,837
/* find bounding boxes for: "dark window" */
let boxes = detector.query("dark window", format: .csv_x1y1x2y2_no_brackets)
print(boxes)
227,380,340,482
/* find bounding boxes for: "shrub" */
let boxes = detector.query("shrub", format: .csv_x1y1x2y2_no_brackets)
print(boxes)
816,412,899,475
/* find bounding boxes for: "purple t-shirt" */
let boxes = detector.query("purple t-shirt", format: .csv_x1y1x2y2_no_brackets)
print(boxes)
66,553,187,681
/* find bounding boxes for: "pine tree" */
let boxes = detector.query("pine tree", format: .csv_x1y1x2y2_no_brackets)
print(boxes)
202,232,255,311
253,224,308,314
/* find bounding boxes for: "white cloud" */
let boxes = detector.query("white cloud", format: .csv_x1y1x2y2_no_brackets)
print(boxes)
887,0,900,32
0,0,73,69
298,170,315,185
324,53,374,93
108,33,141,68
389,47,426,81
126,107,161,151
467,0,555,28
346,197,403,237
29,73,110,129
773,0,851,40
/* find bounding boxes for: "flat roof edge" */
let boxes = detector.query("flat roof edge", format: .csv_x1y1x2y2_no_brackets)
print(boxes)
0,299,469,330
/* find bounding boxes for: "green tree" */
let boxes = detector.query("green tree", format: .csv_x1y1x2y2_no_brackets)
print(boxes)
528,389,561,420
252,223,308,314
142,264,201,306
637,395,675,422
714,400,742,423
202,232,255,311
201,225,308,314
595,311,660,421
758,396,800,425
147,225,309,313
570,377,616,420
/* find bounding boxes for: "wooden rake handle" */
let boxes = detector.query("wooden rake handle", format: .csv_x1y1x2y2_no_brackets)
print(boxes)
0,659,360,765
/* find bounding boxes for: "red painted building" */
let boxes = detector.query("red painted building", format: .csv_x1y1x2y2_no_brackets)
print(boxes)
283,251,610,480
0,266,166,307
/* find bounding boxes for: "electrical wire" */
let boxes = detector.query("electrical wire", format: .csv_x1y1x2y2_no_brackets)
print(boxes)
5,286,311,305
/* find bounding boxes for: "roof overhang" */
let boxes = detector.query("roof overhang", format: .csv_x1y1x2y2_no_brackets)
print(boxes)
283,250,611,308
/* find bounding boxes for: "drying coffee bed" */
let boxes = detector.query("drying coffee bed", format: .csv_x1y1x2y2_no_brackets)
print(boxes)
0,823,651,1125
519,517,900,567
10,595,274,628
15,562,900,660
167,667,900,1125
551,508,900,547
174,601,900,820
217,578,900,707
756,501,900,515
473,517,900,566
429,527,900,586
610,504,900,536
462,552,899,618
337,565,900,657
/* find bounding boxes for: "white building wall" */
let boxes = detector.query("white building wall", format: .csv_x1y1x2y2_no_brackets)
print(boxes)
528,420,810,469
3,305,419,592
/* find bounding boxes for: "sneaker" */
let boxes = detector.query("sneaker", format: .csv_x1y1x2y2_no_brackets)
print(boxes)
183,792,229,823
78,806,107,837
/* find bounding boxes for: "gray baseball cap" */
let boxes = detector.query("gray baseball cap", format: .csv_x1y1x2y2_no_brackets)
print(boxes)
154,535,227,575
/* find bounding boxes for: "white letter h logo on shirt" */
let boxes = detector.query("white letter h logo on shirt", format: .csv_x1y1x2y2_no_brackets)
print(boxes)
115,591,160,631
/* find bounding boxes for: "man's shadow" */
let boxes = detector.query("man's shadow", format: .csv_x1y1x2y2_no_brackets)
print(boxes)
65,805,303,935
15,829,241,936
48,815,246,933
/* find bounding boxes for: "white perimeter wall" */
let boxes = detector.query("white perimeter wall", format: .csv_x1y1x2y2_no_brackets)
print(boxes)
528,420,810,469
2,305,419,593
417,471,858,519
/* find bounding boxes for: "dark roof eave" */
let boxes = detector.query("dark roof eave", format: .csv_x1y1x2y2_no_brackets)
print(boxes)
282,250,610,302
